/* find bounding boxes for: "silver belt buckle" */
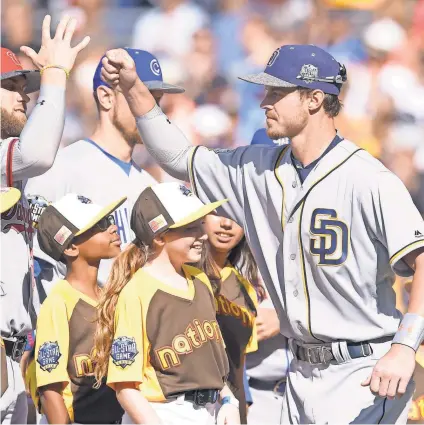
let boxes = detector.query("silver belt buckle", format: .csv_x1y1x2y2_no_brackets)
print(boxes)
305,345,333,365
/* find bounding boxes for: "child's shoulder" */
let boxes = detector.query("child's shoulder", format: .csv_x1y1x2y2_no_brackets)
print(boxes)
183,265,210,285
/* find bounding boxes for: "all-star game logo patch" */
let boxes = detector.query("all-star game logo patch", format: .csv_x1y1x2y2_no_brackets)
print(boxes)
111,336,138,369
37,341,61,373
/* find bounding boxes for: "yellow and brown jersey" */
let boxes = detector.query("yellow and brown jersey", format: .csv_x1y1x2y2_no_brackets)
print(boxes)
213,265,258,421
107,265,229,401
408,355,424,423
35,280,123,424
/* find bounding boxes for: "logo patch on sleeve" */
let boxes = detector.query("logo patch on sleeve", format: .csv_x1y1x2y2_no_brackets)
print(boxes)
37,341,61,372
111,336,138,369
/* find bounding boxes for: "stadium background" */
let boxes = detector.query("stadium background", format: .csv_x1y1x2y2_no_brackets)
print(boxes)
2,0,424,421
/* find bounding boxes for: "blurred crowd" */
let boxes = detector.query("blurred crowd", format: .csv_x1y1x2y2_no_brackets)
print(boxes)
2,0,424,213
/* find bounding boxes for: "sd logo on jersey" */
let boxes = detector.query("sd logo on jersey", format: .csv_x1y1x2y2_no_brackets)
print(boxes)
37,341,61,373
111,336,138,369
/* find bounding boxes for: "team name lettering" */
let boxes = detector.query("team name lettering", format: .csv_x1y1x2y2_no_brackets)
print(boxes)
215,295,254,328
155,319,222,370
73,348,96,377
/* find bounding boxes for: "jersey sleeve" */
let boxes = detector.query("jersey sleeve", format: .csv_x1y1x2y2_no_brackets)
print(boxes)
367,171,424,276
188,146,250,226
35,296,70,388
107,289,144,389
237,274,259,354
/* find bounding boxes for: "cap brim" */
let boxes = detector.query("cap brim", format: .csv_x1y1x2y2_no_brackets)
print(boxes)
238,72,297,88
143,80,185,94
0,187,21,213
1,70,41,94
75,197,127,236
169,199,228,229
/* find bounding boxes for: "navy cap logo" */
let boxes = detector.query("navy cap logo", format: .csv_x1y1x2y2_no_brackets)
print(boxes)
297,64,318,84
267,48,280,67
150,59,161,76
179,185,193,197
77,195,92,204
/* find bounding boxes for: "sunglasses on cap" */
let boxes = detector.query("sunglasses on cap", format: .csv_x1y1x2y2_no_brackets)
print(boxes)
95,214,116,231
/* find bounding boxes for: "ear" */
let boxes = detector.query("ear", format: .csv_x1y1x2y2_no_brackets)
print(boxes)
153,234,166,248
308,90,325,112
95,86,115,111
63,243,79,259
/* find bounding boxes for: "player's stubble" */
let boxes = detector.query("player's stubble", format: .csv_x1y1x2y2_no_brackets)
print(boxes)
112,106,142,146
1,107,27,139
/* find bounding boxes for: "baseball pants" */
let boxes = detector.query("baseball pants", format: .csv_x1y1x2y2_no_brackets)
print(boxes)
123,397,217,425
247,380,285,424
1,356,28,424
282,338,414,424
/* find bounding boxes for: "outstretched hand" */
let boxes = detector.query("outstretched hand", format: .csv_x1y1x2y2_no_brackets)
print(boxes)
20,15,90,71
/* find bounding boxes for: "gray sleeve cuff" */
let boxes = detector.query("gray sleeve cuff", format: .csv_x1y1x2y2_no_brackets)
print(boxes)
137,104,165,121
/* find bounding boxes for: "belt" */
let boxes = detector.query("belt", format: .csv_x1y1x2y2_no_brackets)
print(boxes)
293,340,373,365
171,389,219,406
249,377,286,396
3,337,27,362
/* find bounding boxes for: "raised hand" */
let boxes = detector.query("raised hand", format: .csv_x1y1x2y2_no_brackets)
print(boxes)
101,48,140,92
20,15,90,71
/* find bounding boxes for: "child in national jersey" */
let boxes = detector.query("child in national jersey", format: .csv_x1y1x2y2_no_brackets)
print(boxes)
200,213,265,423
33,194,126,424
93,183,240,425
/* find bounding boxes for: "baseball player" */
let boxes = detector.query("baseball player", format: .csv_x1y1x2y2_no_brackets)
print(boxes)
25,48,184,297
200,212,263,423
32,193,126,424
100,45,424,423
93,182,239,425
0,16,89,424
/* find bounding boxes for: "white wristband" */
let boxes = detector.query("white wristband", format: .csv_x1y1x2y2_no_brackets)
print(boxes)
392,313,424,351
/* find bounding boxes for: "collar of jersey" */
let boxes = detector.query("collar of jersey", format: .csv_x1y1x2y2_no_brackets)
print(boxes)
139,265,195,301
220,264,235,282
84,138,134,176
56,279,99,307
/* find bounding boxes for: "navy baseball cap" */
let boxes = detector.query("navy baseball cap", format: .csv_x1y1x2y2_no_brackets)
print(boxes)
93,48,185,94
240,45,347,95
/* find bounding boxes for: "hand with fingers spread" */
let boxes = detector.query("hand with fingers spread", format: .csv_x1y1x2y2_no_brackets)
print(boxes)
361,343,416,399
20,15,90,72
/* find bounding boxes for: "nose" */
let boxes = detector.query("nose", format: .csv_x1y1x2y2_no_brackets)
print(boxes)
260,90,275,110
198,232,208,241
220,216,233,229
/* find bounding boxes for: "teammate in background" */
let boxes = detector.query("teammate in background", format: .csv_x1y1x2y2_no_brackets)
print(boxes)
199,213,264,423
0,17,89,424
0,187,21,417
25,48,184,298
101,46,424,423
33,193,125,424
93,183,239,425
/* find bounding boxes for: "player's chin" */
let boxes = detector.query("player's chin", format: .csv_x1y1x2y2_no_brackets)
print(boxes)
187,247,203,263
106,244,122,258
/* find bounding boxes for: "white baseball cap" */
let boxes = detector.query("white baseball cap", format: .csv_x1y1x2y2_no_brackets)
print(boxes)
131,182,228,243
37,193,126,260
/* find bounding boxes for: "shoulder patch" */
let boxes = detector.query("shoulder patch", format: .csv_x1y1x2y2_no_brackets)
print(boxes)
111,336,138,369
37,341,61,373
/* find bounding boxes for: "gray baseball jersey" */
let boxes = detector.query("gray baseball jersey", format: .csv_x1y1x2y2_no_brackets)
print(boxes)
25,139,157,295
1,139,37,337
188,139,424,343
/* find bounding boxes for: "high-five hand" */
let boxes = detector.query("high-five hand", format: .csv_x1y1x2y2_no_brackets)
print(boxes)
20,15,90,71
